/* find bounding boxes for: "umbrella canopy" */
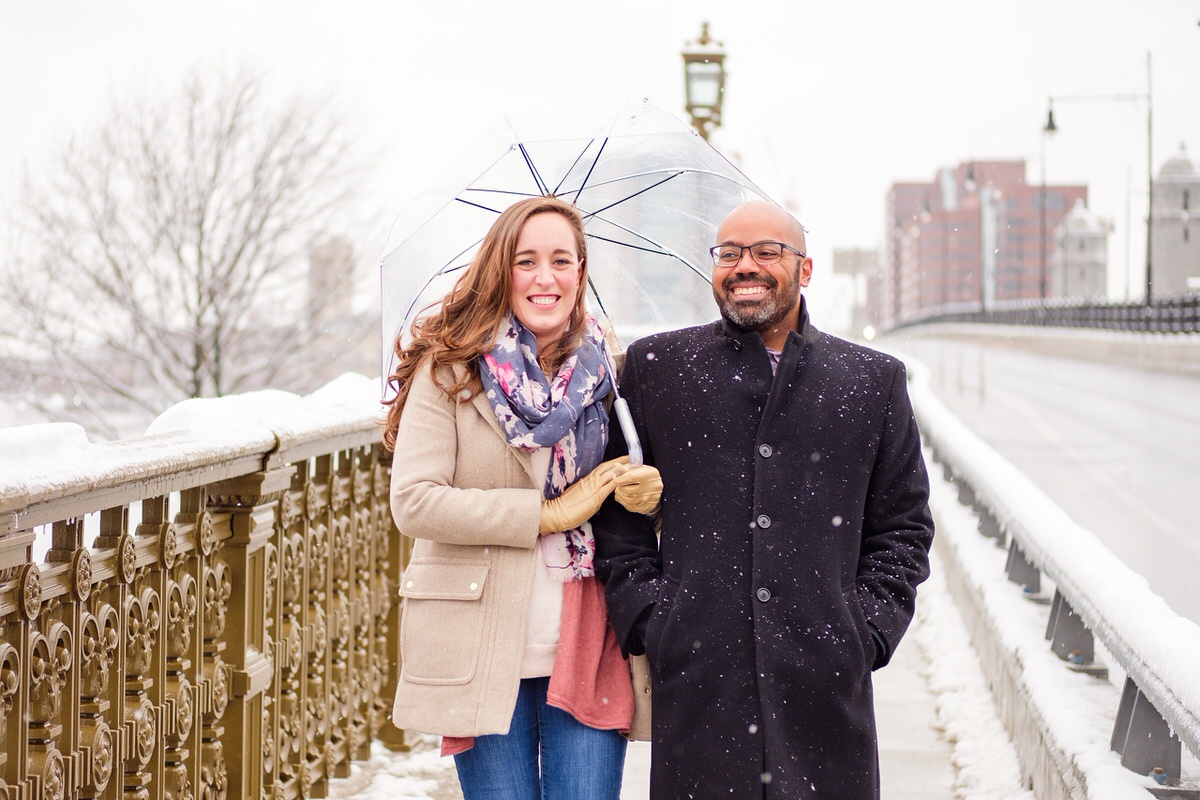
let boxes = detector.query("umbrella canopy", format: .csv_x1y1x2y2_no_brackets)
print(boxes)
379,101,773,379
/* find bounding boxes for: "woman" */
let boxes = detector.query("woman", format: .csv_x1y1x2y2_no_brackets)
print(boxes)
382,196,657,799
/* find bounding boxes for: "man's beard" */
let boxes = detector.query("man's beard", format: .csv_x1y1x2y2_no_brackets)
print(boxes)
714,268,801,331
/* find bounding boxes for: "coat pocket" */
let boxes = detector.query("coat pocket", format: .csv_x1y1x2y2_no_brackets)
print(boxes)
399,558,490,686
644,574,681,676
841,586,877,675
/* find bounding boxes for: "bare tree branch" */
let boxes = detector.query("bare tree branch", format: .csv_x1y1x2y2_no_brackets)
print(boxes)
1,66,376,438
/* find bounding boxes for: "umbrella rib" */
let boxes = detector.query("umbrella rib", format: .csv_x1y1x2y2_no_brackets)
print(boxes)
586,233,712,283
586,234,672,256
461,187,544,199
575,167,761,197
550,137,599,198
586,275,614,322
455,197,511,215
563,137,608,204
397,263,471,329
580,171,684,218
583,204,687,261
518,144,550,196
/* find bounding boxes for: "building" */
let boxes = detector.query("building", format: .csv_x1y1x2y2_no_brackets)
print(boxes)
1150,143,1200,296
884,182,930,325
884,160,1088,328
831,247,882,337
1050,199,1110,299
308,237,356,322
306,236,379,387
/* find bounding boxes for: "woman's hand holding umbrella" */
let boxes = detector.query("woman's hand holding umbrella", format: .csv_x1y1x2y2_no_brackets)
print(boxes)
537,456,664,533
538,456,631,534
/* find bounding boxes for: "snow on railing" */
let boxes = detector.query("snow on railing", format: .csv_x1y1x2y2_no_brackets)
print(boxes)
907,357,1200,792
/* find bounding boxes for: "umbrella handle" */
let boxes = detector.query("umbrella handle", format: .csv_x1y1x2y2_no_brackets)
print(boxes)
612,397,644,467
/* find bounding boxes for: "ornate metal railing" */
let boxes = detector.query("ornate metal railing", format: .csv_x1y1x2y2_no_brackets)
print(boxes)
0,403,408,800
890,294,1200,334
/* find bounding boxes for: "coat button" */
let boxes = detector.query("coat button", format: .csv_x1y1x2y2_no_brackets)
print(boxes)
756,514,772,529
756,587,772,603
758,444,773,458
469,582,478,591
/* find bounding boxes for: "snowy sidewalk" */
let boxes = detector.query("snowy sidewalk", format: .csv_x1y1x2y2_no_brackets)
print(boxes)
875,622,957,799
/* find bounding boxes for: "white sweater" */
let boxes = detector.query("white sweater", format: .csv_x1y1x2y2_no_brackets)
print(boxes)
520,448,564,678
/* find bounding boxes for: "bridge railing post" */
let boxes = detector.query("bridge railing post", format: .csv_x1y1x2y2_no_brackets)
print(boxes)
1111,677,1183,786
208,464,296,799
976,504,1006,547
1043,589,1101,671
1004,540,1041,595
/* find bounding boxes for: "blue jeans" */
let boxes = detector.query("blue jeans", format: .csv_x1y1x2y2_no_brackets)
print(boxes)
453,677,627,800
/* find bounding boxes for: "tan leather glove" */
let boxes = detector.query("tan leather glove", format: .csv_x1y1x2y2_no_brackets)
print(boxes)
538,456,630,534
614,465,663,515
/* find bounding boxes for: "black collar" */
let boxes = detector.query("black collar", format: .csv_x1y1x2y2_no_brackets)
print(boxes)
713,296,817,352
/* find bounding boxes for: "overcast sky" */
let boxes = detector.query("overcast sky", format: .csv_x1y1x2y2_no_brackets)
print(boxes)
3,0,1198,317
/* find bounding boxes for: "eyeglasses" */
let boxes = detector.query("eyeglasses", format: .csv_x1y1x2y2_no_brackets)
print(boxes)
709,241,806,268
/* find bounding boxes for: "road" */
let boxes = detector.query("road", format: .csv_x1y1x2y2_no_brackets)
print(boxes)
889,331,1200,625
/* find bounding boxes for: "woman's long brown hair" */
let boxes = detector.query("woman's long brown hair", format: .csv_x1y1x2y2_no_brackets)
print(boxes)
382,196,590,451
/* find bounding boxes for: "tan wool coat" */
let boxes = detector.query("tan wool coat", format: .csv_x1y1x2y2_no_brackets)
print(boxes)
390,360,548,737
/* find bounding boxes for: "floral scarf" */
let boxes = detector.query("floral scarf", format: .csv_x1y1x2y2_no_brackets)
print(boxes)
479,313,614,580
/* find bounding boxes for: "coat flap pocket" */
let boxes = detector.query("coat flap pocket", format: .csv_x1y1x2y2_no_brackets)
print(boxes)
399,560,489,601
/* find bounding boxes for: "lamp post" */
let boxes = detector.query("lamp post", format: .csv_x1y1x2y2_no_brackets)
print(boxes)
1044,53,1153,304
1041,105,1055,298
682,22,726,141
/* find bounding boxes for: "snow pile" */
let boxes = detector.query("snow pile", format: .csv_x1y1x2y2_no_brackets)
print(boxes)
145,388,316,438
147,372,384,438
0,422,91,487
1,373,385,504
913,542,1035,800
328,736,456,800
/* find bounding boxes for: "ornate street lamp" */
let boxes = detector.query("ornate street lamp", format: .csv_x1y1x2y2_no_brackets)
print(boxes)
682,22,726,141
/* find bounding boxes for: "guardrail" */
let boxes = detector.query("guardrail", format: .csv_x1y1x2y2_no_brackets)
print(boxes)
890,294,1200,334
0,377,407,800
908,360,1200,797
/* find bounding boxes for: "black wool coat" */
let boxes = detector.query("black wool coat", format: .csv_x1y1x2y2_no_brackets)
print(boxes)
594,305,934,799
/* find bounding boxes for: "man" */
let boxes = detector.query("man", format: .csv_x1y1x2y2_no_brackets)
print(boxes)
594,200,934,798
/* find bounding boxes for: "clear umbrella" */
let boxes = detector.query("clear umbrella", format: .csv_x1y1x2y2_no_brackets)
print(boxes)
379,101,774,461
380,102,772,354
